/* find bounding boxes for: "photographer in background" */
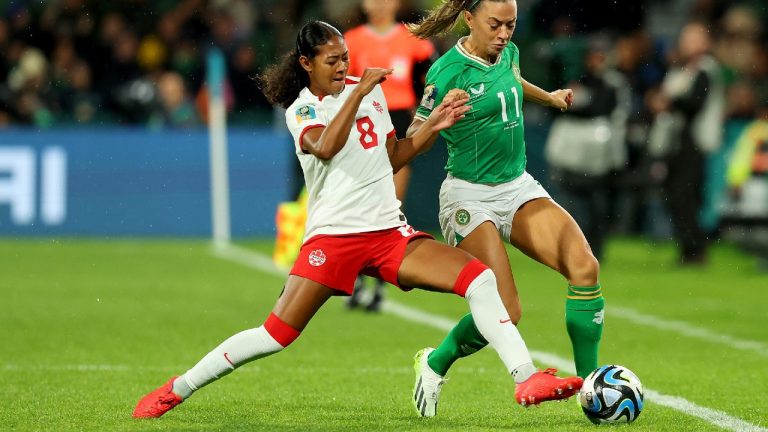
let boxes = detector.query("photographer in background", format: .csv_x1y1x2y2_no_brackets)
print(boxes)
545,36,631,261
647,21,725,266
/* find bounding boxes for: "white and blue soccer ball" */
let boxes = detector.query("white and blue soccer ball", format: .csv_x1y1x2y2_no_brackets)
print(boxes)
579,365,644,424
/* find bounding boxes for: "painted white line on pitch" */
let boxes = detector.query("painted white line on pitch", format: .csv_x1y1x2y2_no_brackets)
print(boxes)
212,242,280,273
609,306,768,358
212,243,768,432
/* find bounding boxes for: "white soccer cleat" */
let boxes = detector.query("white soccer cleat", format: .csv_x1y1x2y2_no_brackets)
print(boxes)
412,347,446,417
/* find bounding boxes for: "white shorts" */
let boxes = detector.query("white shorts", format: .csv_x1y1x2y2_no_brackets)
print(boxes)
438,172,551,246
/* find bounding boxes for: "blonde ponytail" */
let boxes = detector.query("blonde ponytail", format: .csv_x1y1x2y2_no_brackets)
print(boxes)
407,0,477,38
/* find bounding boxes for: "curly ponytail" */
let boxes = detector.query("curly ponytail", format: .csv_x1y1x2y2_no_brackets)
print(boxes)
258,21,343,108
259,49,306,108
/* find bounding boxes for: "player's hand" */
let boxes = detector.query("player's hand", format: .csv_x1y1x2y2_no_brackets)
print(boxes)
356,68,393,96
550,88,573,112
427,91,471,132
443,88,469,104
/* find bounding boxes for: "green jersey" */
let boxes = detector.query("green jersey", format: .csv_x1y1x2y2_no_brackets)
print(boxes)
415,38,526,184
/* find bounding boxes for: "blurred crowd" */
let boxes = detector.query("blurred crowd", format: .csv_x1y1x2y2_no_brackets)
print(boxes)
532,0,768,264
1,0,767,263
1,0,765,128
0,0,281,127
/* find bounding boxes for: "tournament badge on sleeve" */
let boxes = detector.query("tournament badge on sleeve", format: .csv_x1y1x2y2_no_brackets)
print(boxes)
420,84,438,110
295,105,317,123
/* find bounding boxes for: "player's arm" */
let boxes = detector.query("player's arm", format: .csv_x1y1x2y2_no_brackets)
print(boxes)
389,91,470,173
521,77,573,112
405,88,468,138
400,122,431,162
302,68,393,160
400,72,465,156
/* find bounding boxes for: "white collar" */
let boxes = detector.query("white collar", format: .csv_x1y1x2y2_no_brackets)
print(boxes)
456,36,502,67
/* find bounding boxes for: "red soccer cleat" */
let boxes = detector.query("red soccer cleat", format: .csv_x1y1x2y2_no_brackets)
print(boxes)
514,368,583,407
132,377,184,418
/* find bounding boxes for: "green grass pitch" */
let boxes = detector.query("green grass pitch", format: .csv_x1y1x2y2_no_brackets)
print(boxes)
1,237,766,431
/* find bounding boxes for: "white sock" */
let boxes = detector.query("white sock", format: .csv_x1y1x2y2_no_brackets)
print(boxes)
464,269,535,379
511,362,537,384
178,326,284,397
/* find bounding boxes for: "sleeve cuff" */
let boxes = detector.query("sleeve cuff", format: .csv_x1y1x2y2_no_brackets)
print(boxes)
298,124,326,154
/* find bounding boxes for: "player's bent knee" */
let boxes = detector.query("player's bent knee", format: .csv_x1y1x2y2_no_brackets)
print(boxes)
452,259,492,297
263,312,301,348
566,252,600,285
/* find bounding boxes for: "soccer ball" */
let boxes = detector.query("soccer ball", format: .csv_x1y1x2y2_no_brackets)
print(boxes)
578,365,644,424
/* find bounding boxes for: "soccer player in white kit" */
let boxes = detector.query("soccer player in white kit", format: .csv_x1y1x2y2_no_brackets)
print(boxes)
132,20,582,420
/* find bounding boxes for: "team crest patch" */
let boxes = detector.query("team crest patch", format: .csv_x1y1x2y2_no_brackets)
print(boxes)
511,63,521,81
372,100,384,114
295,105,317,122
455,209,470,226
420,84,438,110
308,249,326,266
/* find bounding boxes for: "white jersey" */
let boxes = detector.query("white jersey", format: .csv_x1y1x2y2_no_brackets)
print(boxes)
285,77,403,240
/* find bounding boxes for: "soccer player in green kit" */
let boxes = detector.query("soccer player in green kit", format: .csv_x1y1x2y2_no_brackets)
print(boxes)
405,0,604,417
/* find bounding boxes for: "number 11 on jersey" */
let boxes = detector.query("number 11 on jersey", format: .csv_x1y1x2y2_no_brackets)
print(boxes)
497,87,520,122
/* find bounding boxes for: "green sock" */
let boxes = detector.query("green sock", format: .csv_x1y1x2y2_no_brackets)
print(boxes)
566,284,605,378
426,313,488,376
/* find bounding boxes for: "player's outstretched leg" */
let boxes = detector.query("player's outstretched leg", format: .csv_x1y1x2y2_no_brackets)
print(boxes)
132,313,298,418
133,276,333,418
